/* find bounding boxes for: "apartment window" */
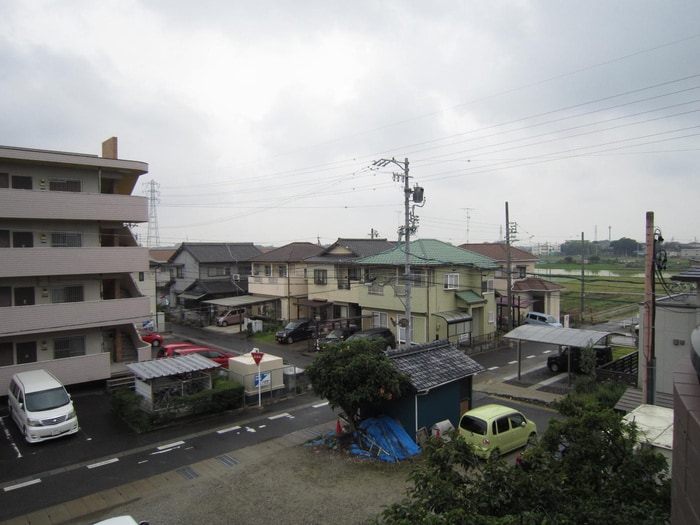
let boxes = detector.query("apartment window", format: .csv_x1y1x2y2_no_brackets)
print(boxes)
54,336,86,359
314,269,328,285
0,342,12,366
278,265,287,278
444,273,459,290
51,232,83,247
11,175,32,190
51,285,84,303
0,230,8,248
49,178,81,192
0,172,8,188
12,231,33,247
16,341,37,364
372,311,388,328
0,286,10,307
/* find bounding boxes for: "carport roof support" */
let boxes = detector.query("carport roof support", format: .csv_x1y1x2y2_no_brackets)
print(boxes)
503,325,612,348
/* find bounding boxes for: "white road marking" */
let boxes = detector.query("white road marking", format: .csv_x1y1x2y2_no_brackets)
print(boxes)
157,441,185,451
508,360,518,365
312,401,329,408
87,458,119,469
487,366,499,371
4,479,41,492
525,354,536,359
217,425,241,434
268,412,294,420
542,350,553,354
0,417,22,459
246,426,257,433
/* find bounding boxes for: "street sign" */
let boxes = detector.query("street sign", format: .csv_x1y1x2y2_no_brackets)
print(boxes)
254,372,270,387
251,350,264,365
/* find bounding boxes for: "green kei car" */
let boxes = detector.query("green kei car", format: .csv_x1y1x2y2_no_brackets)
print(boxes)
458,404,537,459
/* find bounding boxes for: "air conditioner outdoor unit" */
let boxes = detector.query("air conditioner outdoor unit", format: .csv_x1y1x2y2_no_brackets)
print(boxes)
232,274,240,281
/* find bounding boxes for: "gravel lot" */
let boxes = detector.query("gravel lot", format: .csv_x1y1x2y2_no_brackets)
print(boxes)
80,443,417,525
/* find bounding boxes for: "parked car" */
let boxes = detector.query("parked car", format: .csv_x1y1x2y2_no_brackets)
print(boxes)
547,345,612,373
276,319,315,344
7,369,80,443
458,404,537,459
138,329,164,347
216,308,246,327
157,342,199,358
523,312,563,327
169,346,238,368
316,326,360,350
345,327,397,350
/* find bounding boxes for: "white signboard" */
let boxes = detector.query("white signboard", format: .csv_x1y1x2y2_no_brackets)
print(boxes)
254,372,270,388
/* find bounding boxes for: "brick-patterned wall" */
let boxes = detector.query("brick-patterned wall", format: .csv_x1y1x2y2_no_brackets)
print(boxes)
672,354,700,525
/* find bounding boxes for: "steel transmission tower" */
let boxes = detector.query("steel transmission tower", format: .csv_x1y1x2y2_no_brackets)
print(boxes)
143,180,161,248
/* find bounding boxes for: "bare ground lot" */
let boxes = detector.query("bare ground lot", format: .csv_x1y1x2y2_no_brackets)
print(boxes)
77,443,417,525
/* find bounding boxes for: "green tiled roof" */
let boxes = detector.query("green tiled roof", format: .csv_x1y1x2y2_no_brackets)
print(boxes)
456,290,487,304
355,239,498,269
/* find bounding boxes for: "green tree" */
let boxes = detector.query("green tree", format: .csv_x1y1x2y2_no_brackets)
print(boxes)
610,237,639,256
305,338,410,432
377,397,670,524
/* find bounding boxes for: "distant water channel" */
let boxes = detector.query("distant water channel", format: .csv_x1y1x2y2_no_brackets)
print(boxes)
535,268,646,279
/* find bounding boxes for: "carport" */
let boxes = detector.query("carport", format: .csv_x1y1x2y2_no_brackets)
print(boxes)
503,325,613,384
202,295,276,321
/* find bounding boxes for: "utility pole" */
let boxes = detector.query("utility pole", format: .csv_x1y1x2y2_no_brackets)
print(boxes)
505,202,513,331
580,232,585,325
642,212,657,405
372,158,424,346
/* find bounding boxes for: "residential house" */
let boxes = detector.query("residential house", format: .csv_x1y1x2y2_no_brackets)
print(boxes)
381,340,486,442
248,242,325,321
460,242,564,326
166,242,262,324
305,238,396,323
0,137,151,392
354,239,499,345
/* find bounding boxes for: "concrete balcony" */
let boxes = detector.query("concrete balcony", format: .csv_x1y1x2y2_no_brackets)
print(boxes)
0,296,151,337
0,247,148,278
0,189,148,222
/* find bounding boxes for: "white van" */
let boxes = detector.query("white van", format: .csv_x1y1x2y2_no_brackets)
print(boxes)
523,312,563,327
7,369,79,443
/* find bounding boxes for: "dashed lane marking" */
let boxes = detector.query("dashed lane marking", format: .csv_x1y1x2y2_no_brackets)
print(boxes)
87,458,119,469
3,478,41,492
217,425,241,434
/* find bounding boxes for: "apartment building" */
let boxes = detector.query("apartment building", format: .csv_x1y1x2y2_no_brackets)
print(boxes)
0,138,151,392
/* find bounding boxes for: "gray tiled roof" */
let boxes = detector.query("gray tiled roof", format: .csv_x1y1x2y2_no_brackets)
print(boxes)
387,340,485,393
305,238,396,263
248,242,324,262
170,243,262,263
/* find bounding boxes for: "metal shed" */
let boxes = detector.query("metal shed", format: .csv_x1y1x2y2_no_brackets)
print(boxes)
127,354,220,412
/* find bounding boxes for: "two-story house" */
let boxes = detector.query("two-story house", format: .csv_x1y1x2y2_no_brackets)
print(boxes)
460,243,564,326
353,239,499,345
0,137,151,392
305,238,396,322
248,242,325,321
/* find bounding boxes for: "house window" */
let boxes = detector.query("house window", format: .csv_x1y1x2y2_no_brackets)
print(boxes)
278,265,287,278
54,336,86,359
488,311,495,323
264,265,272,277
516,266,527,278
444,273,459,290
49,178,81,192
372,311,388,328
207,266,230,277
0,341,13,366
177,267,184,278
347,267,360,281
139,272,145,282
482,279,494,292
51,285,84,303
314,269,328,285
51,232,82,247
0,172,8,188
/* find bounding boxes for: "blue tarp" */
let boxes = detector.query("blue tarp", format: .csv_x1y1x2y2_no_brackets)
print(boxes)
350,416,421,462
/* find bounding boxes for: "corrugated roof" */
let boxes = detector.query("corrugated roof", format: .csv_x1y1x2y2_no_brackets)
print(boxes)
170,243,262,264
432,310,473,323
356,239,498,269
387,340,485,393
127,354,220,380
456,290,487,304
503,325,611,347
248,242,324,262
671,267,700,282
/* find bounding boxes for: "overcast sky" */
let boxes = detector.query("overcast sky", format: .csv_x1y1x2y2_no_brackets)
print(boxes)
2,1,699,248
